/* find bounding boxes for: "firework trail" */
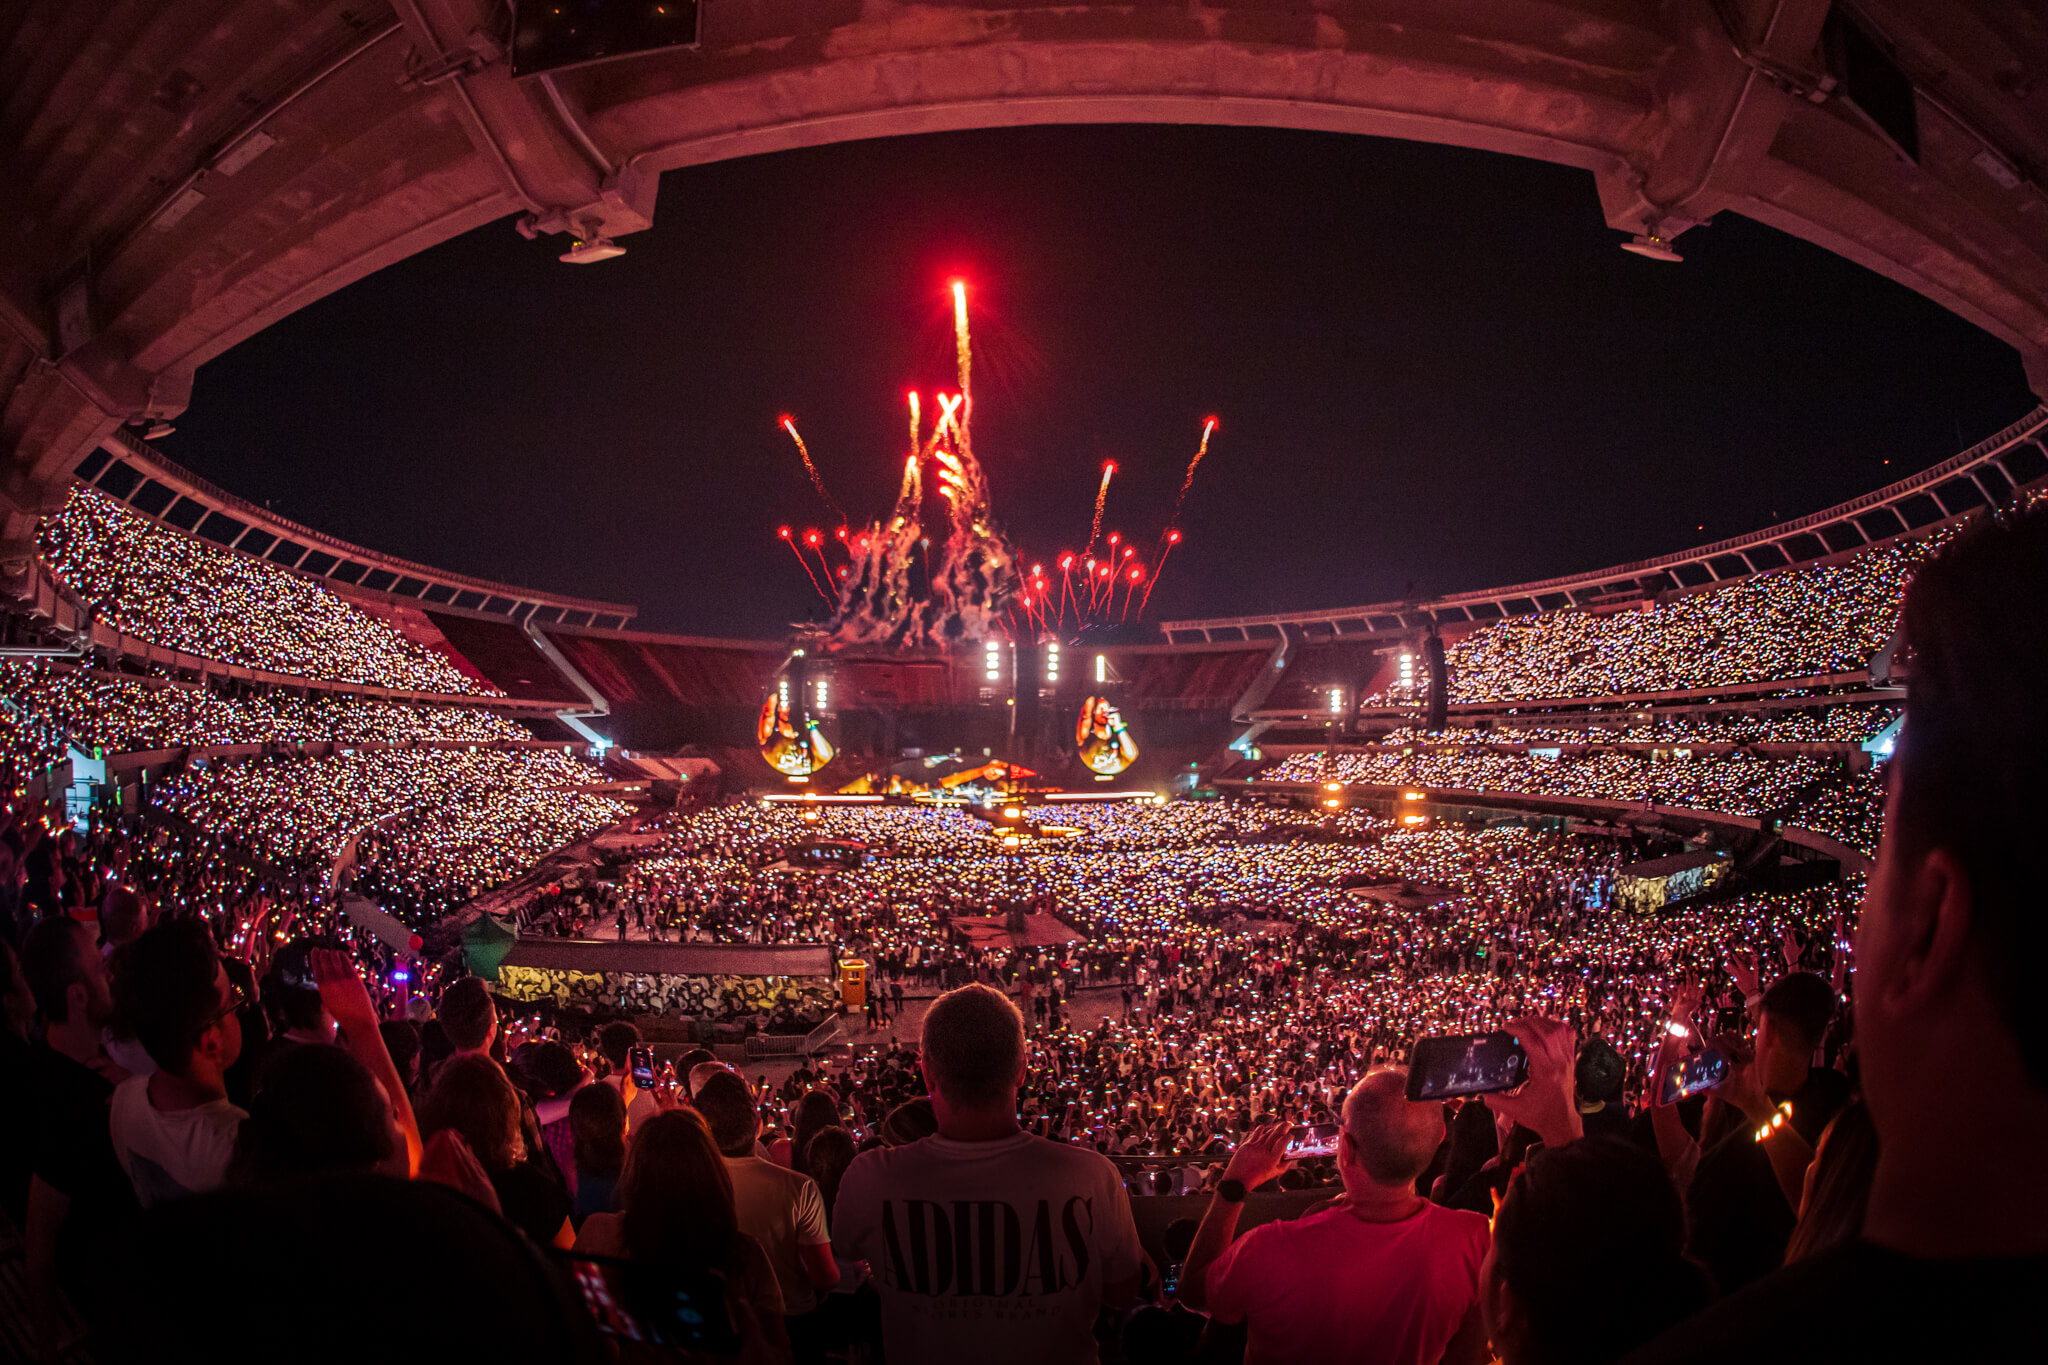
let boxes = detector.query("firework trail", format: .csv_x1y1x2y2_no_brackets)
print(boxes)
952,280,973,428
779,527,829,602
804,529,835,587
1138,528,1181,614
781,417,846,526
821,283,1017,646
1083,461,1115,557
1167,417,1218,526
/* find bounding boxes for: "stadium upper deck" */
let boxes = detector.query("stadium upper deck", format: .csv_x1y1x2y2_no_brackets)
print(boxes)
4,407,2041,761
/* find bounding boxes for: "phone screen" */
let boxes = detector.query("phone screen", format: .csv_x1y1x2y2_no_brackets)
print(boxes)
557,1253,738,1351
1657,1048,1730,1106
1284,1122,1341,1160
628,1045,656,1089
1405,1032,1530,1101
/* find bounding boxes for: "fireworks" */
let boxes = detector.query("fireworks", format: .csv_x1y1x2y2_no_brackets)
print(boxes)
1084,461,1115,557
1170,417,1217,526
769,281,1216,643
781,416,846,526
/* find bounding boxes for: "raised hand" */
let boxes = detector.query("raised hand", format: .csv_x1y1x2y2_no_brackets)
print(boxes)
1222,1121,1293,1193
1492,1015,1583,1147
1727,946,1761,1000
310,947,381,1033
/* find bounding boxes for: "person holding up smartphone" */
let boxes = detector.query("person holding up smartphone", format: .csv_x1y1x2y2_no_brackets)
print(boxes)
1177,1069,1492,1365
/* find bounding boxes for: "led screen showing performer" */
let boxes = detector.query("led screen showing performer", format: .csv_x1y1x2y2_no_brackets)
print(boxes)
758,694,835,776
1076,695,1138,776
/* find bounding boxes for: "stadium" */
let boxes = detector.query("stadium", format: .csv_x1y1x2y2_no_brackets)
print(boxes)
3,4,2045,1364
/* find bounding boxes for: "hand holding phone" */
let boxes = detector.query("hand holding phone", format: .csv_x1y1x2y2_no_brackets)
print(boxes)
1283,1122,1341,1160
1405,1032,1530,1101
1657,1048,1730,1106
1219,1121,1293,1194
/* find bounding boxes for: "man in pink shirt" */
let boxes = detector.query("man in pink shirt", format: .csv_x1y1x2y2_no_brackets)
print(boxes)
1181,1069,1490,1365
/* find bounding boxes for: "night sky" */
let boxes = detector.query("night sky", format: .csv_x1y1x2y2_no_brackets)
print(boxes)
158,125,2036,637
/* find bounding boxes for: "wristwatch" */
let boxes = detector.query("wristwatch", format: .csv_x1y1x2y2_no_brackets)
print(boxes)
1217,1178,1247,1204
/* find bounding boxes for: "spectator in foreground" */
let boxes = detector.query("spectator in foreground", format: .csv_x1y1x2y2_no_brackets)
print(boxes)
107,918,247,1206
227,1042,404,1183
1626,497,2048,1359
20,917,139,1349
833,984,1144,1365
1660,971,1848,1292
437,976,498,1067
1484,1139,1710,1365
1179,1068,1490,1365
594,1018,657,1128
568,1079,627,1223
419,1053,573,1248
572,1108,791,1362
102,1175,606,1365
693,1068,838,1354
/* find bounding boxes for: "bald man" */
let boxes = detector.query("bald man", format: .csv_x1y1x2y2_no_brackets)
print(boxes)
1180,1069,1490,1365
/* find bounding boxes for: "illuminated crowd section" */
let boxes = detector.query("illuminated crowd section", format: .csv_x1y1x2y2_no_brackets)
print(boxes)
546,799,1856,1116
151,747,628,915
0,659,528,750
1393,534,1939,703
37,487,497,694
1257,698,1894,855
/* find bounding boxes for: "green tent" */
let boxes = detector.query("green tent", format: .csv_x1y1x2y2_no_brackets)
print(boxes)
460,914,520,982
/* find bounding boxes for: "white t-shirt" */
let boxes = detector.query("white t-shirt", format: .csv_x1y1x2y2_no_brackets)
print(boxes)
726,1154,832,1315
109,1074,246,1208
833,1131,1143,1365
599,1072,658,1129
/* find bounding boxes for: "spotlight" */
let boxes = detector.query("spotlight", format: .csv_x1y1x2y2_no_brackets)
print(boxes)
1620,234,1683,262
142,420,176,439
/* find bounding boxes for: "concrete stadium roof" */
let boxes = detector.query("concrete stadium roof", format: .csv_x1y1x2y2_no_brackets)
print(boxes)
7,0,2048,596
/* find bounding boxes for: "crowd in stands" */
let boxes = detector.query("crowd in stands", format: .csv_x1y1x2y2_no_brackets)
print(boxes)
38,487,497,694
2,659,527,752
1262,745,1843,816
146,747,629,925
1,504,2038,1365
1781,769,1889,856
1373,703,1897,748
533,795,1858,1138
1389,536,1939,704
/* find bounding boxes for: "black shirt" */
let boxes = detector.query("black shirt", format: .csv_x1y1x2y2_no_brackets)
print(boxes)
0,1029,34,1227
491,1159,572,1248
1623,1239,2048,1363
1686,1066,1851,1293
27,1044,140,1312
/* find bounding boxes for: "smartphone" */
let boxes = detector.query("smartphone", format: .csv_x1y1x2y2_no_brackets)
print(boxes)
1406,1032,1530,1101
557,1253,738,1351
1657,1048,1730,1106
1161,1261,1183,1296
629,1044,657,1088
1284,1122,1341,1160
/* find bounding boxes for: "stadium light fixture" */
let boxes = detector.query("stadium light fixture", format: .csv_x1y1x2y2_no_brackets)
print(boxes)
559,229,626,264
1621,234,1683,262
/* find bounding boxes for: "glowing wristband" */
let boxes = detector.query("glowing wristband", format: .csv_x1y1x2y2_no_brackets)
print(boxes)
1752,1101,1794,1143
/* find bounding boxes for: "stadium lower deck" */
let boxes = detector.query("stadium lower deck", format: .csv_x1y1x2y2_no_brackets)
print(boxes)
0,431,2027,1131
